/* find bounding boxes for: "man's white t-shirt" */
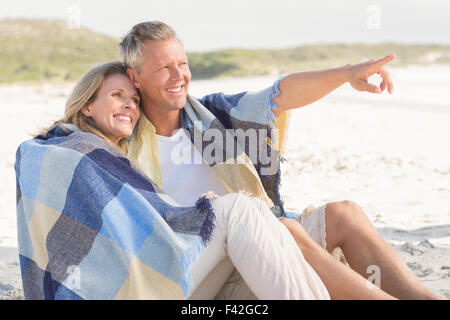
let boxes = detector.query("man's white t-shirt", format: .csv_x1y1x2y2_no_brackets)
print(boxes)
156,128,229,206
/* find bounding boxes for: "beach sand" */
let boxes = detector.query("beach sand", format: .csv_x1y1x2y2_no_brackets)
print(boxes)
1,65,449,299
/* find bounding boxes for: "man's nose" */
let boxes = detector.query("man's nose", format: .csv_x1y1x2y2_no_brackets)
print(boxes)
170,66,183,81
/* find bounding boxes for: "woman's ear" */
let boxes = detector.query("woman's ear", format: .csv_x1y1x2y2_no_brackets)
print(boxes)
127,68,140,88
81,105,92,117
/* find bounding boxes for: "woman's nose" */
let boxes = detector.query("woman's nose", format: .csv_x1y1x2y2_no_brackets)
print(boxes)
124,98,138,109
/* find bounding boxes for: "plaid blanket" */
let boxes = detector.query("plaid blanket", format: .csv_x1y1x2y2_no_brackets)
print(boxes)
15,126,216,299
15,80,291,300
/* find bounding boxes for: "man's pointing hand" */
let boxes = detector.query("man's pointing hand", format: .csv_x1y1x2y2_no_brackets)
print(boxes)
346,54,396,94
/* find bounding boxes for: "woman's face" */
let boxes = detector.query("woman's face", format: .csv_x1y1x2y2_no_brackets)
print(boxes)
82,74,140,144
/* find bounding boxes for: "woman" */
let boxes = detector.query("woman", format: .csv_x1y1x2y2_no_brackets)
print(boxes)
38,61,140,153
15,61,332,300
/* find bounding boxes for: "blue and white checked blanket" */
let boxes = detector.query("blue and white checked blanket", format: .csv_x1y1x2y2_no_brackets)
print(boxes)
15,126,219,299
15,82,292,300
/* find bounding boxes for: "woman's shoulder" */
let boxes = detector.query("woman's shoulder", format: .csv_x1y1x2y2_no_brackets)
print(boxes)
55,132,128,165
18,125,124,160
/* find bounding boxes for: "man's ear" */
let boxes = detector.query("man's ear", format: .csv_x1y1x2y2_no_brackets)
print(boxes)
127,68,140,88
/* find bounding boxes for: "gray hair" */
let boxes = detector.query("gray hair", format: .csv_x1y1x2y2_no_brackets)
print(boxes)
119,21,177,72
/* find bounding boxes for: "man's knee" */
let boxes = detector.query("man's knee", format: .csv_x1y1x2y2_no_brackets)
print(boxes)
325,200,368,236
328,200,361,216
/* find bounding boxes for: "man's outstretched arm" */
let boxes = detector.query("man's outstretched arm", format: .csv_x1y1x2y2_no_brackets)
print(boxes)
272,54,396,118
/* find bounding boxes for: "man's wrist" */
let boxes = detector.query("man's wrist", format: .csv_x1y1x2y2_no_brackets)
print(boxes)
339,64,352,83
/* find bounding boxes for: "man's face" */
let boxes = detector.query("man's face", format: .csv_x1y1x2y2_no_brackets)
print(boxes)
130,38,191,116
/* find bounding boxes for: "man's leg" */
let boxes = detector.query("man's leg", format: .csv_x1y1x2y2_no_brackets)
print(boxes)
323,200,441,299
280,218,396,299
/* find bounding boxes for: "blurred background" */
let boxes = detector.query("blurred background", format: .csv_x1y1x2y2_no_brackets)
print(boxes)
1,0,450,82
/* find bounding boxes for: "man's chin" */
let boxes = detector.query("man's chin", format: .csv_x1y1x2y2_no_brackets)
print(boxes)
168,98,188,110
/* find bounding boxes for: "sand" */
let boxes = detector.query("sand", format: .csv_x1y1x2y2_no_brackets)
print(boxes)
1,65,449,299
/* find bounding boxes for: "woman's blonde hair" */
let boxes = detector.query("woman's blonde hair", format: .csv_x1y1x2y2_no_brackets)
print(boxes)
41,61,133,152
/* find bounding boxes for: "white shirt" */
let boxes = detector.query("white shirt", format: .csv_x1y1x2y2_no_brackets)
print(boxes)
156,128,229,206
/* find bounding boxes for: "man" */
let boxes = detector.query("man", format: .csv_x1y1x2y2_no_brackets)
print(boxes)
119,21,439,299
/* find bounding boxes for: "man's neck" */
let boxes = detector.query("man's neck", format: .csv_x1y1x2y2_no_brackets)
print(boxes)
142,105,182,137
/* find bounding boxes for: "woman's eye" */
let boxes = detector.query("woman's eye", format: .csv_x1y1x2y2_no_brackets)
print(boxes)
112,92,121,97
133,98,140,104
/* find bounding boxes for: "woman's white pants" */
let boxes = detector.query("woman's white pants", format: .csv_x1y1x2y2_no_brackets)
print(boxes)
188,193,330,300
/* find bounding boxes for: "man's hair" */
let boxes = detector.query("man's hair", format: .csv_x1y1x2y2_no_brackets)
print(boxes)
120,21,177,72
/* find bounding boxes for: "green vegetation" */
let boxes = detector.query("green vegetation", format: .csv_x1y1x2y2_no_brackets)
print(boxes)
188,43,450,79
0,18,118,83
1,18,450,83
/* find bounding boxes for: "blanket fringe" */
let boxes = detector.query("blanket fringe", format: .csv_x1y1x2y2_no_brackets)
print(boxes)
195,196,216,246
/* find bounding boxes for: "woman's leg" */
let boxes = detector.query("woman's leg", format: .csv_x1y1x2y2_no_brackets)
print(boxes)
190,193,330,300
279,217,396,299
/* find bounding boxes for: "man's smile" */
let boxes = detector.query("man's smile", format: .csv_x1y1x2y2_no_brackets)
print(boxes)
166,85,184,94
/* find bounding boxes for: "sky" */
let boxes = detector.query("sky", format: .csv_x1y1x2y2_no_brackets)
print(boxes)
2,0,450,51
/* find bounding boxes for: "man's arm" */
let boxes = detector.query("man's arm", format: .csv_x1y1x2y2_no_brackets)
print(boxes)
272,54,396,118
